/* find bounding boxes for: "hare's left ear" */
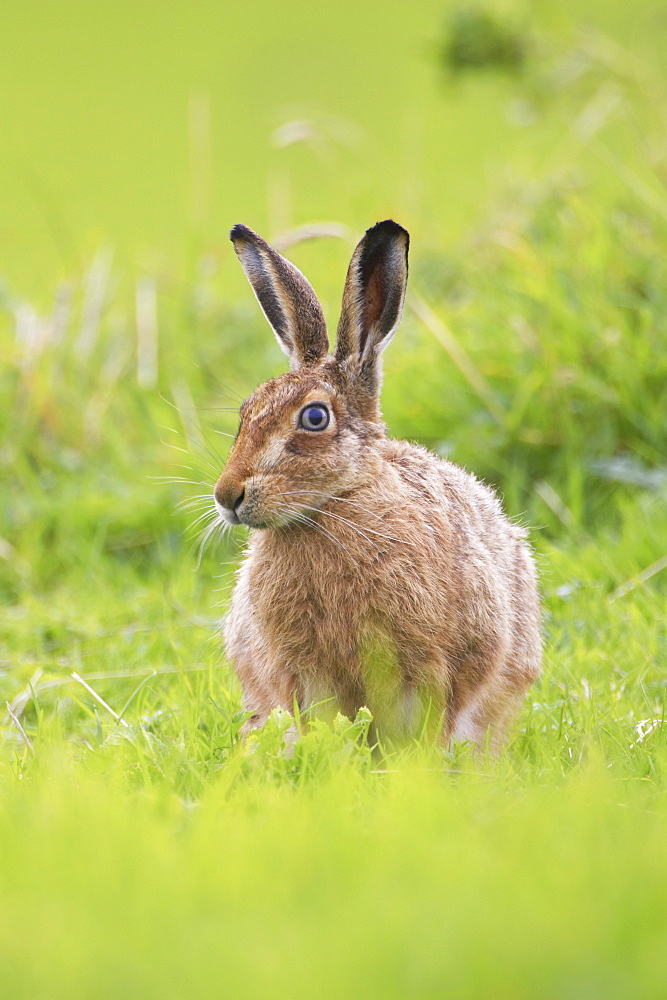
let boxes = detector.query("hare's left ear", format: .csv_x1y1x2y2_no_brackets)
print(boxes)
334,220,409,393
230,225,329,368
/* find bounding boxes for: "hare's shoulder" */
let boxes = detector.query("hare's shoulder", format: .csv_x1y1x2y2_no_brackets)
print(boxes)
380,437,516,531
380,436,484,496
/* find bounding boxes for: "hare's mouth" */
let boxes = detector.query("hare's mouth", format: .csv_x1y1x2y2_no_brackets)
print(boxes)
214,483,268,528
214,497,241,526
215,475,337,530
214,493,293,530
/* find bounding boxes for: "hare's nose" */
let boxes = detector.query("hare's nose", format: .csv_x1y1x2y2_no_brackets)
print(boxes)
214,481,245,512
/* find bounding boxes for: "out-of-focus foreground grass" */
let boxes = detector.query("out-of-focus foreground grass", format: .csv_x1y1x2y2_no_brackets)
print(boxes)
1,2,667,997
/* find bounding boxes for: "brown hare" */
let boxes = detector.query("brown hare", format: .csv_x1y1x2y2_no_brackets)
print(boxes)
214,220,541,748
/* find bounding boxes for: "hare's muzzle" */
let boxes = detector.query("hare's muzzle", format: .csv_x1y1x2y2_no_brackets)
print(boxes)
214,477,245,526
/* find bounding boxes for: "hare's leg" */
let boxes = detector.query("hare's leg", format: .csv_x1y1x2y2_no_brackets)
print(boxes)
226,604,303,732
235,656,301,734
448,669,533,750
452,605,541,749
332,670,367,722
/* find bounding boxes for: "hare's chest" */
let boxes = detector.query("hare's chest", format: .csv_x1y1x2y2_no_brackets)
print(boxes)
245,541,366,665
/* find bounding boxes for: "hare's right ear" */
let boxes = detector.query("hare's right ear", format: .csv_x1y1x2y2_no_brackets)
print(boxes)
230,225,329,368
334,220,409,394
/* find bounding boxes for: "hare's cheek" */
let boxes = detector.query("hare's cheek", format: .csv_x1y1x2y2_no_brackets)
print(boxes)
256,438,287,474
284,432,338,458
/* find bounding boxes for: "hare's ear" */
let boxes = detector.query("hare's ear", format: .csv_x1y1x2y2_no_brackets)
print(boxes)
334,220,409,393
230,225,329,368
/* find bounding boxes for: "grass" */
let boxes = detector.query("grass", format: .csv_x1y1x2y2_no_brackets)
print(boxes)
2,2,667,997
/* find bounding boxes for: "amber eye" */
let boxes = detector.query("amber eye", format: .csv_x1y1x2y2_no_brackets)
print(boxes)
299,404,330,431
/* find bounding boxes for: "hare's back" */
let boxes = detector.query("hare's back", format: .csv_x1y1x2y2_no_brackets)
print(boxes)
382,438,521,541
382,437,540,672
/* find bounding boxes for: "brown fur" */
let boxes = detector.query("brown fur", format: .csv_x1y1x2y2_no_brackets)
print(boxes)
215,221,541,748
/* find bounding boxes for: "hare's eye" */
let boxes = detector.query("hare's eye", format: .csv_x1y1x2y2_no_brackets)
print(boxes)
299,404,330,431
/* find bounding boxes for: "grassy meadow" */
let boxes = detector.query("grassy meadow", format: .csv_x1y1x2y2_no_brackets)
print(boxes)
1,1,667,996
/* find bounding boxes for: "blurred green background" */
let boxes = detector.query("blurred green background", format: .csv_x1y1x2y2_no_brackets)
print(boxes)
3,0,667,290
1,2,667,998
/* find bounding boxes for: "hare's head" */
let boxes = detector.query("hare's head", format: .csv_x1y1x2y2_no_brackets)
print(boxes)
214,220,409,528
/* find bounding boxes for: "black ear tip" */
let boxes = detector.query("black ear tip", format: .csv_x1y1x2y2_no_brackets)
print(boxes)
230,223,254,244
367,219,409,243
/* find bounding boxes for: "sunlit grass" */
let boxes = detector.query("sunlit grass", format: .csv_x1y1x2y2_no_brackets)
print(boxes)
2,169,666,994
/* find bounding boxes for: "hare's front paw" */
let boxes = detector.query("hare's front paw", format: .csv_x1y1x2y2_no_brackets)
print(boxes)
240,710,269,736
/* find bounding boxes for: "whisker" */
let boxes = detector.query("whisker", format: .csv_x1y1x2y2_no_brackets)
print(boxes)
195,405,241,412
279,504,353,558
195,520,225,569
276,490,385,522
185,507,218,528
180,506,215,519
158,442,219,474
177,489,213,506
159,440,196,458
177,493,215,505
177,495,216,510
159,422,227,472
163,461,212,475
188,510,219,531
294,502,414,548
193,368,246,403
188,435,227,471
149,477,213,487
295,504,380,550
